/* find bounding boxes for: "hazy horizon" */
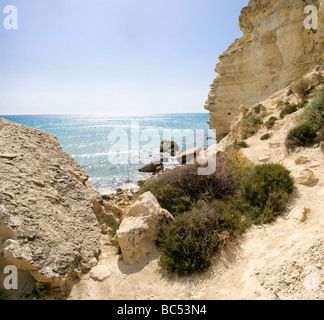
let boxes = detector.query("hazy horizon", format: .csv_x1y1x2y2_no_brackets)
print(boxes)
0,0,248,115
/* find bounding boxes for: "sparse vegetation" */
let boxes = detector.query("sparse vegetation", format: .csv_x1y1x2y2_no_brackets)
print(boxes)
27,279,48,300
240,114,262,139
253,104,266,114
260,133,271,141
147,150,294,275
98,214,120,237
286,89,324,150
265,116,278,130
280,103,298,119
236,140,249,149
292,77,311,99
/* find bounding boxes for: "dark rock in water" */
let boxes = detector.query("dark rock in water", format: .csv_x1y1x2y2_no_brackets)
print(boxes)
160,139,179,156
139,162,164,173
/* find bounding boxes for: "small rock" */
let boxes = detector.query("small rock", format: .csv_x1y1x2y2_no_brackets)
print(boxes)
313,143,320,148
295,156,309,165
160,140,179,156
290,207,311,222
258,155,271,162
296,169,319,185
295,147,304,153
90,265,111,282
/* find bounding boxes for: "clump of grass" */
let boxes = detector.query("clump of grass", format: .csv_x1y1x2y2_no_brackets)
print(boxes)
280,103,298,119
240,114,262,139
265,117,278,129
292,77,312,99
260,133,271,141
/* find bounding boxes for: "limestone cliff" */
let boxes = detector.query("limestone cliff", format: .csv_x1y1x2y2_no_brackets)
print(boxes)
0,118,104,298
205,0,324,139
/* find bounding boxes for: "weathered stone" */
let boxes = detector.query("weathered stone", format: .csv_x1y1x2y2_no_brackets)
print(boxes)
116,192,173,265
0,118,102,296
296,169,319,185
295,156,310,165
290,207,311,223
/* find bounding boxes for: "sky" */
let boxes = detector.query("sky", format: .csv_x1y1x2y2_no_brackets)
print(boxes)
0,0,249,115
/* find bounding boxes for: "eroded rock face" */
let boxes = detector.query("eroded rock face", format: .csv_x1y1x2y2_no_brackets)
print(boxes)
205,0,324,139
117,192,173,265
0,118,102,297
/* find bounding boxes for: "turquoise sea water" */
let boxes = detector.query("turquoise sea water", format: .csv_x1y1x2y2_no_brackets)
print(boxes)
0,114,215,194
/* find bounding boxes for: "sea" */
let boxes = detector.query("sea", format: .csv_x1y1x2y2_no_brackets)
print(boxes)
0,114,216,194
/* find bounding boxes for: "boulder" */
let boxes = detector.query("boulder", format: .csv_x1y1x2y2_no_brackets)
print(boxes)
116,192,173,265
0,118,102,297
176,146,203,164
160,140,179,156
139,161,164,173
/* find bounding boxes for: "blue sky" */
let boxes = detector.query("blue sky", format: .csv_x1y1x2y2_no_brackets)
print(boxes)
0,0,248,115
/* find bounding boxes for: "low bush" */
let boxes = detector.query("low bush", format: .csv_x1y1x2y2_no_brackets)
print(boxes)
286,124,317,149
236,140,249,149
140,183,192,214
240,164,294,222
260,133,271,141
265,117,278,130
286,89,324,150
157,161,294,274
292,77,311,98
240,114,262,139
280,103,298,119
141,160,236,212
158,200,246,275
253,104,266,114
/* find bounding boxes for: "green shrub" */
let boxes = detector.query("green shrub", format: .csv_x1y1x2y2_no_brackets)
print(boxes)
297,100,308,109
260,133,271,141
292,78,311,98
280,103,298,119
242,164,294,209
141,160,236,207
254,104,266,114
140,183,192,214
286,124,317,149
240,114,262,139
235,140,249,149
156,158,294,275
158,200,244,275
265,117,278,129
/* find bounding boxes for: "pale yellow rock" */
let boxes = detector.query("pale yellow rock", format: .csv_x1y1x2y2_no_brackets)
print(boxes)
295,156,310,165
296,169,319,185
205,0,324,139
116,192,173,265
